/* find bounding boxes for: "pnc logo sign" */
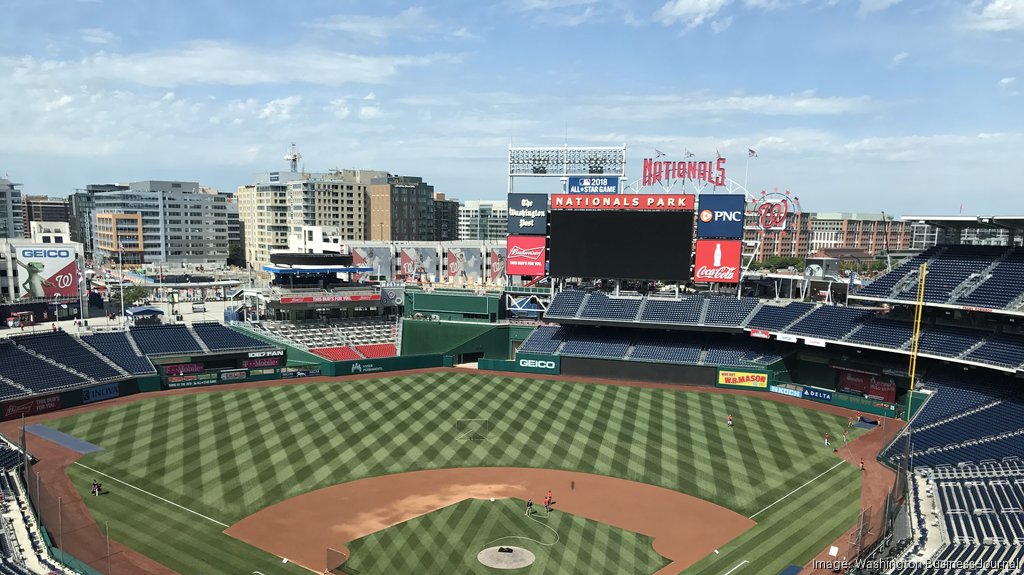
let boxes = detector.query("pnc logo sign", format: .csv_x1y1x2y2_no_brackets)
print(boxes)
699,209,742,222
696,194,745,239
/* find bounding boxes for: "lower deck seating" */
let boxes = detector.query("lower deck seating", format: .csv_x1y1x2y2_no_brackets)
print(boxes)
311,346,361,361
355,343,398,358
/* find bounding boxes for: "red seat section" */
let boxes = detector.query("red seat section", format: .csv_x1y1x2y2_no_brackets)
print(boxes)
355,343,397,358
311,346,361,361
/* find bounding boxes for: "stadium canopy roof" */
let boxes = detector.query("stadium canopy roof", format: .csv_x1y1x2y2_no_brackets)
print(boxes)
261,265,373,274
900,215,1024,231
126,306,164,317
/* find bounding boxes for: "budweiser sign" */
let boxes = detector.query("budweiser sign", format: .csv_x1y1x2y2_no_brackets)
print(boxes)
694,240,742,284
507,235,546,275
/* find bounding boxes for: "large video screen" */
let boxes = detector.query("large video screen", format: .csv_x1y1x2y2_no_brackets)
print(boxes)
548,210,694,280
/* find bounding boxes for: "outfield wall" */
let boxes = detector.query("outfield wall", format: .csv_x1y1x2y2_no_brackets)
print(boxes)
401,320,512,361
1,379,141,421
560,356,717,386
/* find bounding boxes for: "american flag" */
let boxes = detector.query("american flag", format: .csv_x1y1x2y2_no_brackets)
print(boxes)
748,148,758,158
654,149,665,158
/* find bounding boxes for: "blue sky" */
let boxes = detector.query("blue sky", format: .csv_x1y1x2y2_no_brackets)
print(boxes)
1,0,1021,215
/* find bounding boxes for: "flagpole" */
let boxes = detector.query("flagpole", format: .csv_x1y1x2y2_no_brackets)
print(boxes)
744,156,749,190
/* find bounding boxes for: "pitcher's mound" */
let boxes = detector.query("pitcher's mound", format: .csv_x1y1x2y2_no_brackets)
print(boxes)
477,546,536,569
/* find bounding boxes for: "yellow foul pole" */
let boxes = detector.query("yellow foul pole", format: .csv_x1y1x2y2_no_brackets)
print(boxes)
905,263,927,421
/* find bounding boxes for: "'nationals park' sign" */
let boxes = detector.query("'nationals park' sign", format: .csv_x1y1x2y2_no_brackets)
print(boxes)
550,194,694,210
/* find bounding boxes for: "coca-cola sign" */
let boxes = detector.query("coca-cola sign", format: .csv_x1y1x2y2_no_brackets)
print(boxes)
693,240,742,284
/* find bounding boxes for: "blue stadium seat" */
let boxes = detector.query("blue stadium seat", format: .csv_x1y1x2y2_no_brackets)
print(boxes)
578,292,643,321
638,297,703,325
544,290,586,319
517,326,569,355
745,302,814,332
787,306,871,340
0,341,91,395
12,331,121,380
81,332,155,374
129,324,203,355
965,333,1024,368
192,322,273,351
956,249,1024,309
845,317,913,348
703,296,757,325
630,331,701,364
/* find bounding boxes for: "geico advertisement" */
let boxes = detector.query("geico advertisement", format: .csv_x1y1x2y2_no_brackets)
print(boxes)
15,247,78,299
718,370,769,388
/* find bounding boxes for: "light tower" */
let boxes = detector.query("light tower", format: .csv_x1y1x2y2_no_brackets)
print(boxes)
284,143,302,172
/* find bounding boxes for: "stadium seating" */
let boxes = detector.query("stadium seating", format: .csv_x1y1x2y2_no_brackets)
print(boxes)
0,341,90,394
907,400,1024,453
0,382,25,402
964,333,1024,368
544,290,586,318
517,325,569,355
639,296,703,325
630,331,702,364
745,301,814,332
311,346,361,361
558,328,631,359
916,325,988,358
854,247,939,299
787,306,871,340
129,325,204,356
81,332,155,374
192,322,272,351
703,296,758,325
578,292,643,321
956,249,1024,309
355,343,398,358
703,338,761,367
0,446,20,471
844,317,913,349
12,332,122,380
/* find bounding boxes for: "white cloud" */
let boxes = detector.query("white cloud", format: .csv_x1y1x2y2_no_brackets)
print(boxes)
79,28,117,44
859,0,903,14
565,6,597,25
358,106,382,120
364,92,377,100
258,96,301,123
326,99,351,119
577,91,874,121
657,0,733,31
711,15,733,32
1,41,447,88
1000,76,1016,85
452,27,478,39
889,51,909,68
517,0,597,10
308,7,437,39
969,0,1024,31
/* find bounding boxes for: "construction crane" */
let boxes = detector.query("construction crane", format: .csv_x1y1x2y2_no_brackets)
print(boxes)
284,143,302,172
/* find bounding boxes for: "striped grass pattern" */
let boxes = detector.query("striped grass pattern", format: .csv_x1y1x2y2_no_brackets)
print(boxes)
51,372,863,575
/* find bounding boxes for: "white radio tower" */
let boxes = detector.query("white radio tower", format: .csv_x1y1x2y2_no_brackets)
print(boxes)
284,143,302,172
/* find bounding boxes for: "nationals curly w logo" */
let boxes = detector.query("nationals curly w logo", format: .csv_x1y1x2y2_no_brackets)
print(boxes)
53,272,74,289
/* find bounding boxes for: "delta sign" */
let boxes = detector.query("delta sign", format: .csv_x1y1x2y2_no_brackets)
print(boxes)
643,156,727,187
696,194,745,239
15,247,78,299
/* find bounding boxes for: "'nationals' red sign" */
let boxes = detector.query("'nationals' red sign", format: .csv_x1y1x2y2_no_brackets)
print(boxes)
550,194,694,210
643,157,727,187
506,235,546,275
693,240,743,284
279,294,381,304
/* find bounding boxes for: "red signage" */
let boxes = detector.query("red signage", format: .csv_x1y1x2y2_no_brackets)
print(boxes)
550,194,694,211
165,362,205,375
3,394,61,419
750,329,771,339
642,157,726,187
506,236,546,276
279,294,381,304
837,371,896,403
489,248,506,282
694,240,742,284
242,357,280,368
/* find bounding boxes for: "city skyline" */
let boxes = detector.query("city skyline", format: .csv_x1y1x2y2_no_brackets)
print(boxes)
1,0,1022,215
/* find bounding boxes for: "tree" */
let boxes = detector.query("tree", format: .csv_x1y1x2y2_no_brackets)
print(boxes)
107,285,151,312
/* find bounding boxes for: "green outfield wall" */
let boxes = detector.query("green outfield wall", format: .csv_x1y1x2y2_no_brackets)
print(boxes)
401,320,512,360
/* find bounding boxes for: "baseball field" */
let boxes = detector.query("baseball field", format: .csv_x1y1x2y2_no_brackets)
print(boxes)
43,370,866,575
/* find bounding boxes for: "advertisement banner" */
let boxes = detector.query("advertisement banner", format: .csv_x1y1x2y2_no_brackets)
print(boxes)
165,373,219,389
15,246,78,299
219,369,248,382
550,194,694,211
770,384,804,398
247,349,284,358
696,194,746,239
836,371,897,403
489,248,507,282
164,362,205,375
279,294,380,304
804,337,827,348
694,240,742,284
506,236,546,276
717,369,769,389
350,246,394,281
567,176,619,194
242,357,280,369
82,382,120,404
507,193,549,234
777,333,798,343
399,247,439,281
513,353,561,374
446,247,483,281
802,386,834,402
750,329,771,339
3,394,62,419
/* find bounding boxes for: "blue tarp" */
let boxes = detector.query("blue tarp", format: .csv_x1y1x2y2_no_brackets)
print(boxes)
26,424,103,454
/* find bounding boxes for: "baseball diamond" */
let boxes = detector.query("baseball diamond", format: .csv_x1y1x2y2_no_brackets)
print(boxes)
17,369,875,575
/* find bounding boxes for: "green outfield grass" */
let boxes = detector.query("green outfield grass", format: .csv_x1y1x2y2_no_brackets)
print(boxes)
344,498,669,574
48,371,865,575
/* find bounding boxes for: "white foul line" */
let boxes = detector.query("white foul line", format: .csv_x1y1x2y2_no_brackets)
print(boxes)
723,560,749,575
74,462,229,528
748,461,845,520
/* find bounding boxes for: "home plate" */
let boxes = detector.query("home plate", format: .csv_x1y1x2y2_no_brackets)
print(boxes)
477,546,536,569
